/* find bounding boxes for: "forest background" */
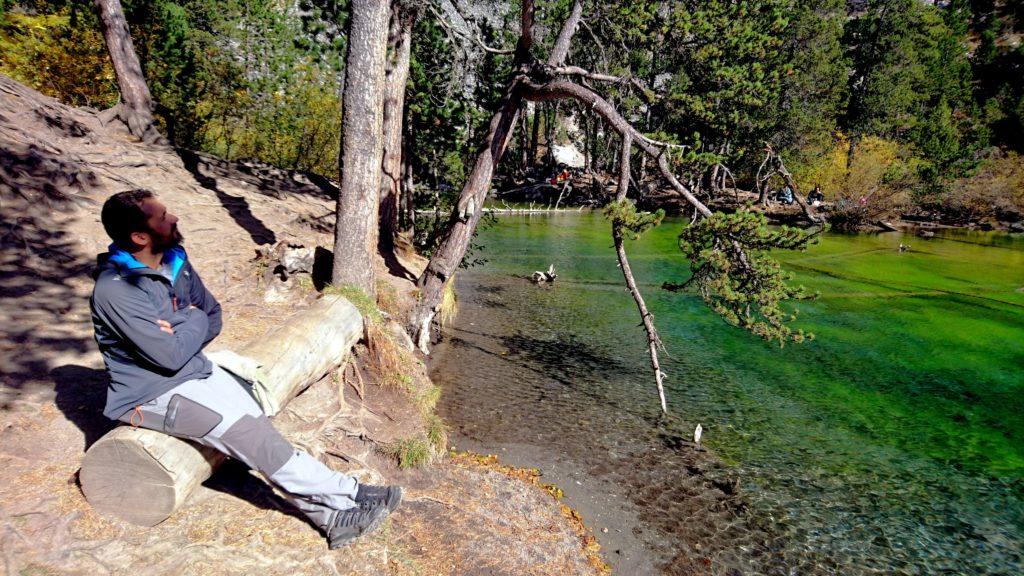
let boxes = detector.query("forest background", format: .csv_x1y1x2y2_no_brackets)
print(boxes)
1,0,1022,233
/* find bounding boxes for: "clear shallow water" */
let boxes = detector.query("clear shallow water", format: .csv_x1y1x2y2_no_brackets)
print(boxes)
430,213,1024,575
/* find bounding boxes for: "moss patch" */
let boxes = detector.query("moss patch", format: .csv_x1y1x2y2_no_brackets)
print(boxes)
323,283,382,324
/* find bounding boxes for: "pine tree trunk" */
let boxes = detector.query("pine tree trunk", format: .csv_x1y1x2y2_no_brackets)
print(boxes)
408,0,577,351
519,102,529,172
529,102,540,166
401,128,416,236
544,103,557,167
93,0,161,142
332,0,391,295
409,86,524,351
378,4,414,254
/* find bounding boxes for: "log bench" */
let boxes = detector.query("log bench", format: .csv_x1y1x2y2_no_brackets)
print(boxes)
79,294,363,526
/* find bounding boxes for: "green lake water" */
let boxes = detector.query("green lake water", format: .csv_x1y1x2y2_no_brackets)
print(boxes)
429,212,1024,574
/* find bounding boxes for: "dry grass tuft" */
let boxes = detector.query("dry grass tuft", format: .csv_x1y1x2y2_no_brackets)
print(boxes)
424,413,449,453
366,322,410,388
414,382,441,413
379,437,433,469
438,278,459,328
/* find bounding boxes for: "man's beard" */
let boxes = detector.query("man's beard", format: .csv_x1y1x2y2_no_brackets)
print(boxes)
151,225,184,252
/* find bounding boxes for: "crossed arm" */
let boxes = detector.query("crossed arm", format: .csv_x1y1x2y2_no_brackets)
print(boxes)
92,265,223,372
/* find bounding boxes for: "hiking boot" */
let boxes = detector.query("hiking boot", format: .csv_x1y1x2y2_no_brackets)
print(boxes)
354,483,403,512
327,502,389,550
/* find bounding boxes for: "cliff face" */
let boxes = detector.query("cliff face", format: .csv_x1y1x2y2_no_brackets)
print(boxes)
0,75,605,575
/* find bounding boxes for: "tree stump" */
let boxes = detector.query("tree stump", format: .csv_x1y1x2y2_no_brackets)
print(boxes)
80,294,363,526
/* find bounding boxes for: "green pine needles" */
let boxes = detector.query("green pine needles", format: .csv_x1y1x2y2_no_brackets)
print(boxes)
669,210,820,345
603,199,665,239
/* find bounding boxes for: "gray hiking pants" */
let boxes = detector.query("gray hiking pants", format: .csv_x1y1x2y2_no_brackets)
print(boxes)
119,365,357,531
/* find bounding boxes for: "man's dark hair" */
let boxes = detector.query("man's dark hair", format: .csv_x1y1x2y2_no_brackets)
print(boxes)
101,189,154,249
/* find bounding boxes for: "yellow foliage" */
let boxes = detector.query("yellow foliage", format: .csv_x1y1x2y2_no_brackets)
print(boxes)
845,135,900,198
945,151,1024,218
791,133,914,203
791,136,848,196
194,62,341,177
0,11,117,108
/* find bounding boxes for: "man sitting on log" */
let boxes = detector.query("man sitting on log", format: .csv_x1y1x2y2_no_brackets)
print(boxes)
89,189,401,548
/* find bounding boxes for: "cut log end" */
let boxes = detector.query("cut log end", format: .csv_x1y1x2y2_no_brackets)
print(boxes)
80,430,218,526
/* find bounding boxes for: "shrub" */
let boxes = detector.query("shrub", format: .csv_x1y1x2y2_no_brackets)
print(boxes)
380,437,432,469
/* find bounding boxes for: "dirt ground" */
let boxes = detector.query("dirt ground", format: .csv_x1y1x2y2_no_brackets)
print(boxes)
0,75,606,575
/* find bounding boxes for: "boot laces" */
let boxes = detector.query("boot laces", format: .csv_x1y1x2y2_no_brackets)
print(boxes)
335,505,378,528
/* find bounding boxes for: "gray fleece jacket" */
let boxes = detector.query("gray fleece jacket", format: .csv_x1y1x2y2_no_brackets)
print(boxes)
90,245,222,419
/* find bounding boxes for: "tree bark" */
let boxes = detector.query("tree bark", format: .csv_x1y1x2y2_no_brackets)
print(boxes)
548,0,584,66
612,182,667,414
379,3,415,254
544,102,558,167
409,84,524,351
401,129,416,236
529,102,540,167
518,102,529,172
93,0,162,143
332,0,391,295
756,151,771,206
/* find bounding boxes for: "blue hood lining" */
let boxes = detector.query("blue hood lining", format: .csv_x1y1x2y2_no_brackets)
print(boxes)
108,244,187,282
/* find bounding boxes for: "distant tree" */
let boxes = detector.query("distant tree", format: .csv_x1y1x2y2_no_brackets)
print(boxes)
379,1,418,254
776,0,848,152
971,0,1024,150
844,0,978,189
92,0,162,142
657,0,794,166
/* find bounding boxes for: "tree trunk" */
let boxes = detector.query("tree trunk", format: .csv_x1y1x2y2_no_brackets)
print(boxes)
93,0,161,143
401,129,415,236
379,3,414,254
80,294,363,526
610,135,667,413
332,0,391,295
544,103,557,167
518,102,529,172
529,102,540,167
409,85,524,351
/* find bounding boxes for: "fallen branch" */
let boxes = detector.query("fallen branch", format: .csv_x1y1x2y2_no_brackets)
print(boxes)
757,145,824,226
609,133,668,413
